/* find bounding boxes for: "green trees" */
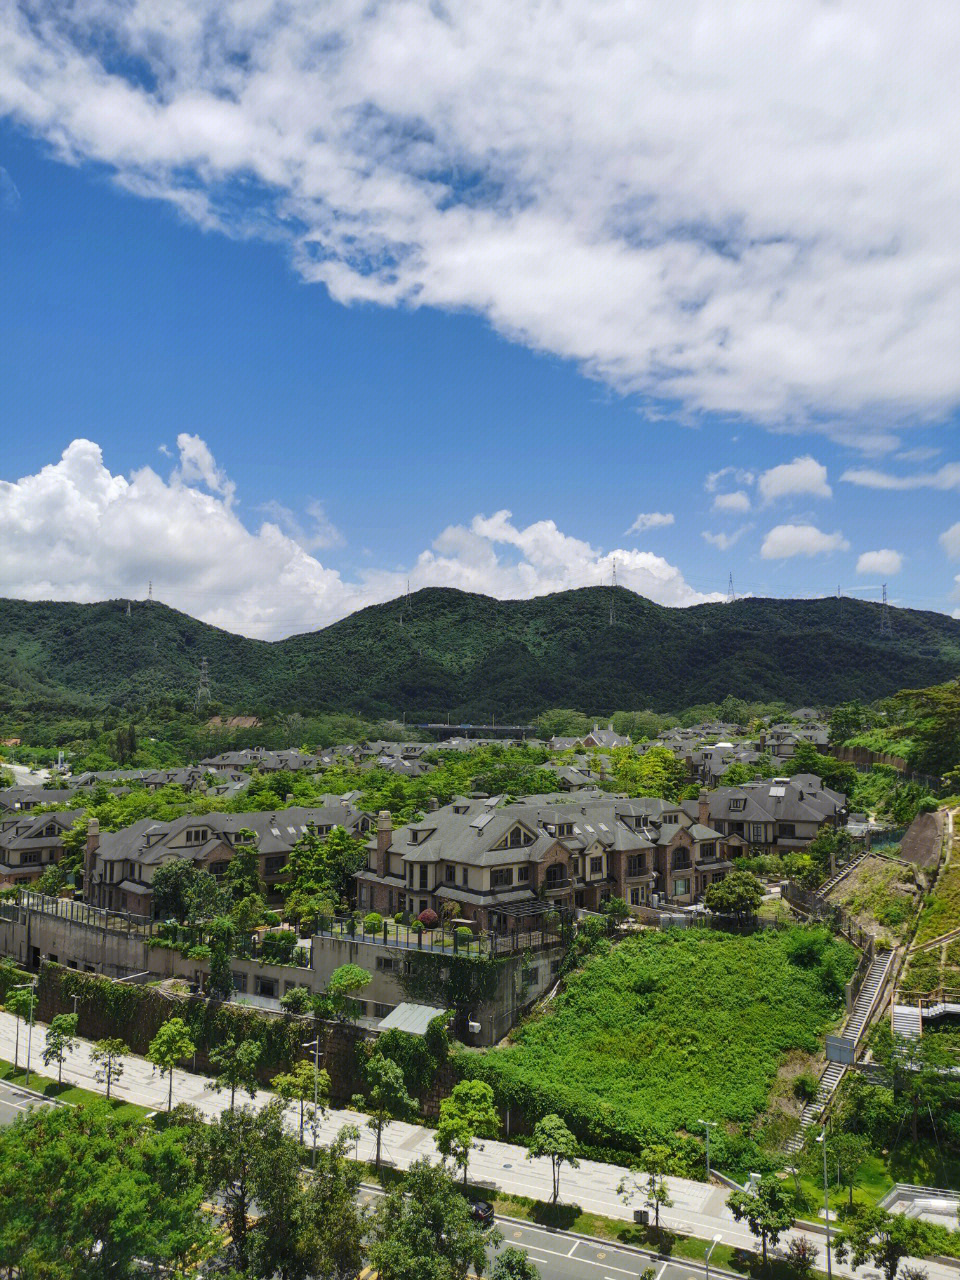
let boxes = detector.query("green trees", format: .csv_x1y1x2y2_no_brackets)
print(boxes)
527,1113,579,1203
284,821,367,911
273,1058,330,1143
41,1011,79,1085
368,1156,493,1280
617,1145,674,1228
326,962,372,1021
6,986,35,1071
807,1129,871,1208
90,1037,127,1099
436,1079,500,1186
0,1100,212,1278
492,1248,542,1280
207,1034,262,1110
703,870,764,918
728,1175,794,1265
152,859,226,924
609,745,685,800
836,1206,921,1280
354,1053,417,1171
147,1017,196,1111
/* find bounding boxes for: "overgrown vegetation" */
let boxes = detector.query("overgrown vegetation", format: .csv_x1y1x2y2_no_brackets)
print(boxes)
459,927,855,1176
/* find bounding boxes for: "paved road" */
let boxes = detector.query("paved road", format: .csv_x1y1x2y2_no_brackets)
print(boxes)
0,1078,52,1126
491,1219,716,1280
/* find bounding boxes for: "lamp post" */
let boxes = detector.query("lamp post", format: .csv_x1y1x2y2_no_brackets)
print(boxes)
12,982,36,1082
698,1118,717,1180
303,1036,322,1169
705,1232,722,1280
817,1129,833,1280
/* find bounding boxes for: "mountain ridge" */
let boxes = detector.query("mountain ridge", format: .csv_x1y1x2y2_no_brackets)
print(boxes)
1,587,958,719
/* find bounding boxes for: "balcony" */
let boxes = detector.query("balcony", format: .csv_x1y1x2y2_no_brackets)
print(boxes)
543,876,572,891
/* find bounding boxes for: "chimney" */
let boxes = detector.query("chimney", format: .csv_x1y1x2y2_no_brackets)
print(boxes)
759,731,766,751
84,817,100,901
698,790,710,827
285,794,294,804
377,810,392,878
426,796,439,812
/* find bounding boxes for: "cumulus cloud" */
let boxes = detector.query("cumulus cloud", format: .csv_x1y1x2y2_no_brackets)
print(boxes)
1,2,959,437
712,491,751,514
760,524,849,559
856,549,903,575
702,526,751,551
758,456,832,505
0,440,719,638
627,512,674,533
842,463,960,491
940,525,960,558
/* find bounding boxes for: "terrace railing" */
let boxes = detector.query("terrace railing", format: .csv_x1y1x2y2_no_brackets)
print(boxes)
313,914,568,957
17,888,157,936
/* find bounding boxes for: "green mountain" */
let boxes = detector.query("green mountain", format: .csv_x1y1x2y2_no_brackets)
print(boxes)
2,588,959,720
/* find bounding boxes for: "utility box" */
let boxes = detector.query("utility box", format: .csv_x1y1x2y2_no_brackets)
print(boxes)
634,1209,650,1225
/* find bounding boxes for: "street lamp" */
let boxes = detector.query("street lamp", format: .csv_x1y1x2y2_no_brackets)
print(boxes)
705,1232,722,1280
303,1036,322,1169
12,982,36,1085
698,1118,717,1181
817,1129,833,1280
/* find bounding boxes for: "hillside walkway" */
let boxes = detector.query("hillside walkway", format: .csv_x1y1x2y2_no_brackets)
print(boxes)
0,1009,955,1280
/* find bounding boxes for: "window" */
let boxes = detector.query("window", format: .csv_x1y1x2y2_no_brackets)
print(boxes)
210,861,229,878
700,842,716,859
185,828,209,845
21,851,41,865
231,971,248,993
376,956,396,972
461,867,469,887
255,976,278,999
729,799,745,811
778,823,796,838
491,868,513,889
629,887,642,906
419,899,427,915
418,866,428,889
570,857,580,876
517,865,530,882
445,864,456,882
673,877,690,896
590,856,603,876
373,1003,394,1019
626,854,645,877
751,824,764,842
387,890,394,912
265,855,285,875
556,823,574,837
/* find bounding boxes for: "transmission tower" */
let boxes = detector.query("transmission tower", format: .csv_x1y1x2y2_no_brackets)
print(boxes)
195,656,211,710
879,583,892,636
147,580,153,603
727,572,735,604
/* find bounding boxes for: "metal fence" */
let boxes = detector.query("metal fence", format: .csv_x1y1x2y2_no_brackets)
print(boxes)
17,889,156,936
781,880,876,952
313,914,568,958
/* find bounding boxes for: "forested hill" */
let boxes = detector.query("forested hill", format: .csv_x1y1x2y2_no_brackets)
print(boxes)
2,588,960,719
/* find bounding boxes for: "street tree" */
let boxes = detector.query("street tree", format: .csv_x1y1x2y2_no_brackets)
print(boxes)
728,1175,794,1266
806,1130,871,1209
6,986,35,1072
273,1058,330,1143
835,1206,922,1280
41,1012,79,1086
703,870,764,919
90,1037,127,1100
368,1156,495,1280
147,1017,196,1111
493,1246,542,1280
527,1113,580,1204
353,1053,416,1171
207,1034,262,1111
298,1128,368,1280
436,1079,500,1186
618,1144,674,1229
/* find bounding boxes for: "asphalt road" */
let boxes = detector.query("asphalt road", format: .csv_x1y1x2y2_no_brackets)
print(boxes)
0,1078,52,1127
490,1217,724,1280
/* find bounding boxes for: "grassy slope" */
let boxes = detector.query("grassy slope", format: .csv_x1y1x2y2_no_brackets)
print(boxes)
3,587,960,719
470,929,855,1141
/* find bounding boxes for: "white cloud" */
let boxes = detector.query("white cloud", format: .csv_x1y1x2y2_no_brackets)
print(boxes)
2,3,959,437
842,463,960,491
712,490,751,513
627,512,674,533
705,467,754,493
758,456,832,504
760,524,849,559
856,549,903,575
0,439,719,639
940,525,960,558
702,526,751,551
896,446,941,463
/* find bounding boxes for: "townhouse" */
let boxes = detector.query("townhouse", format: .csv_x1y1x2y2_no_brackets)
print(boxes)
356,791,734,926
85,800,373,915
704,774,845,854
198,747,320,773
0,809,84,887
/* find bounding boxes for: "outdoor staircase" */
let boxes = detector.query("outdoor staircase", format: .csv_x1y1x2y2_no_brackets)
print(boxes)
844,949,894,1042
785,1061,847,1154
784,950,894,1155
817,852,868,899
892,1004,922,1039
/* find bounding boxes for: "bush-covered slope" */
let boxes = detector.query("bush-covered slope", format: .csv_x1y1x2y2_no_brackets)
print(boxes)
1,587,959,718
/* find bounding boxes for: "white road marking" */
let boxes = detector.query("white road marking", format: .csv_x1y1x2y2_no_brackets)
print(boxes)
567,1241,580,1255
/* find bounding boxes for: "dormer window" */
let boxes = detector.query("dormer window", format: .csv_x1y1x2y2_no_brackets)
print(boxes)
185,827,209,845
729,799,745,812
556,823,574,838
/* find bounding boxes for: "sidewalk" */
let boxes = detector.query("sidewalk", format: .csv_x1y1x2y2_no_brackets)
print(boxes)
0,1010,951,1280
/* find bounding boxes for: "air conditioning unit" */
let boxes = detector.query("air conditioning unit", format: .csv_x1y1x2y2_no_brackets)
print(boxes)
467,1020,481,1035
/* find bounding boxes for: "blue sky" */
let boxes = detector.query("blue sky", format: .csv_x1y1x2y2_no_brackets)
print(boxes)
1,3,958,638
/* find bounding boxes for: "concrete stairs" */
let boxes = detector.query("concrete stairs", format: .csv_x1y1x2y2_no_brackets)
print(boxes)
817,852,868,899
892,1004,922,1039
785,1061,847,1154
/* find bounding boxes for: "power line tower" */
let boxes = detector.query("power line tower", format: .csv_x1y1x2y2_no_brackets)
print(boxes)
195,656,211,710
727,572,735,604
147,581,153,604
879,583,892,636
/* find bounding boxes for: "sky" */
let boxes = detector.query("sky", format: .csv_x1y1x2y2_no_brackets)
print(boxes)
0,0,958,640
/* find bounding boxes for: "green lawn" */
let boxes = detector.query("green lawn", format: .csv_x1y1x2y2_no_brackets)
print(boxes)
463,927,856,1164
0,1057,151,1123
